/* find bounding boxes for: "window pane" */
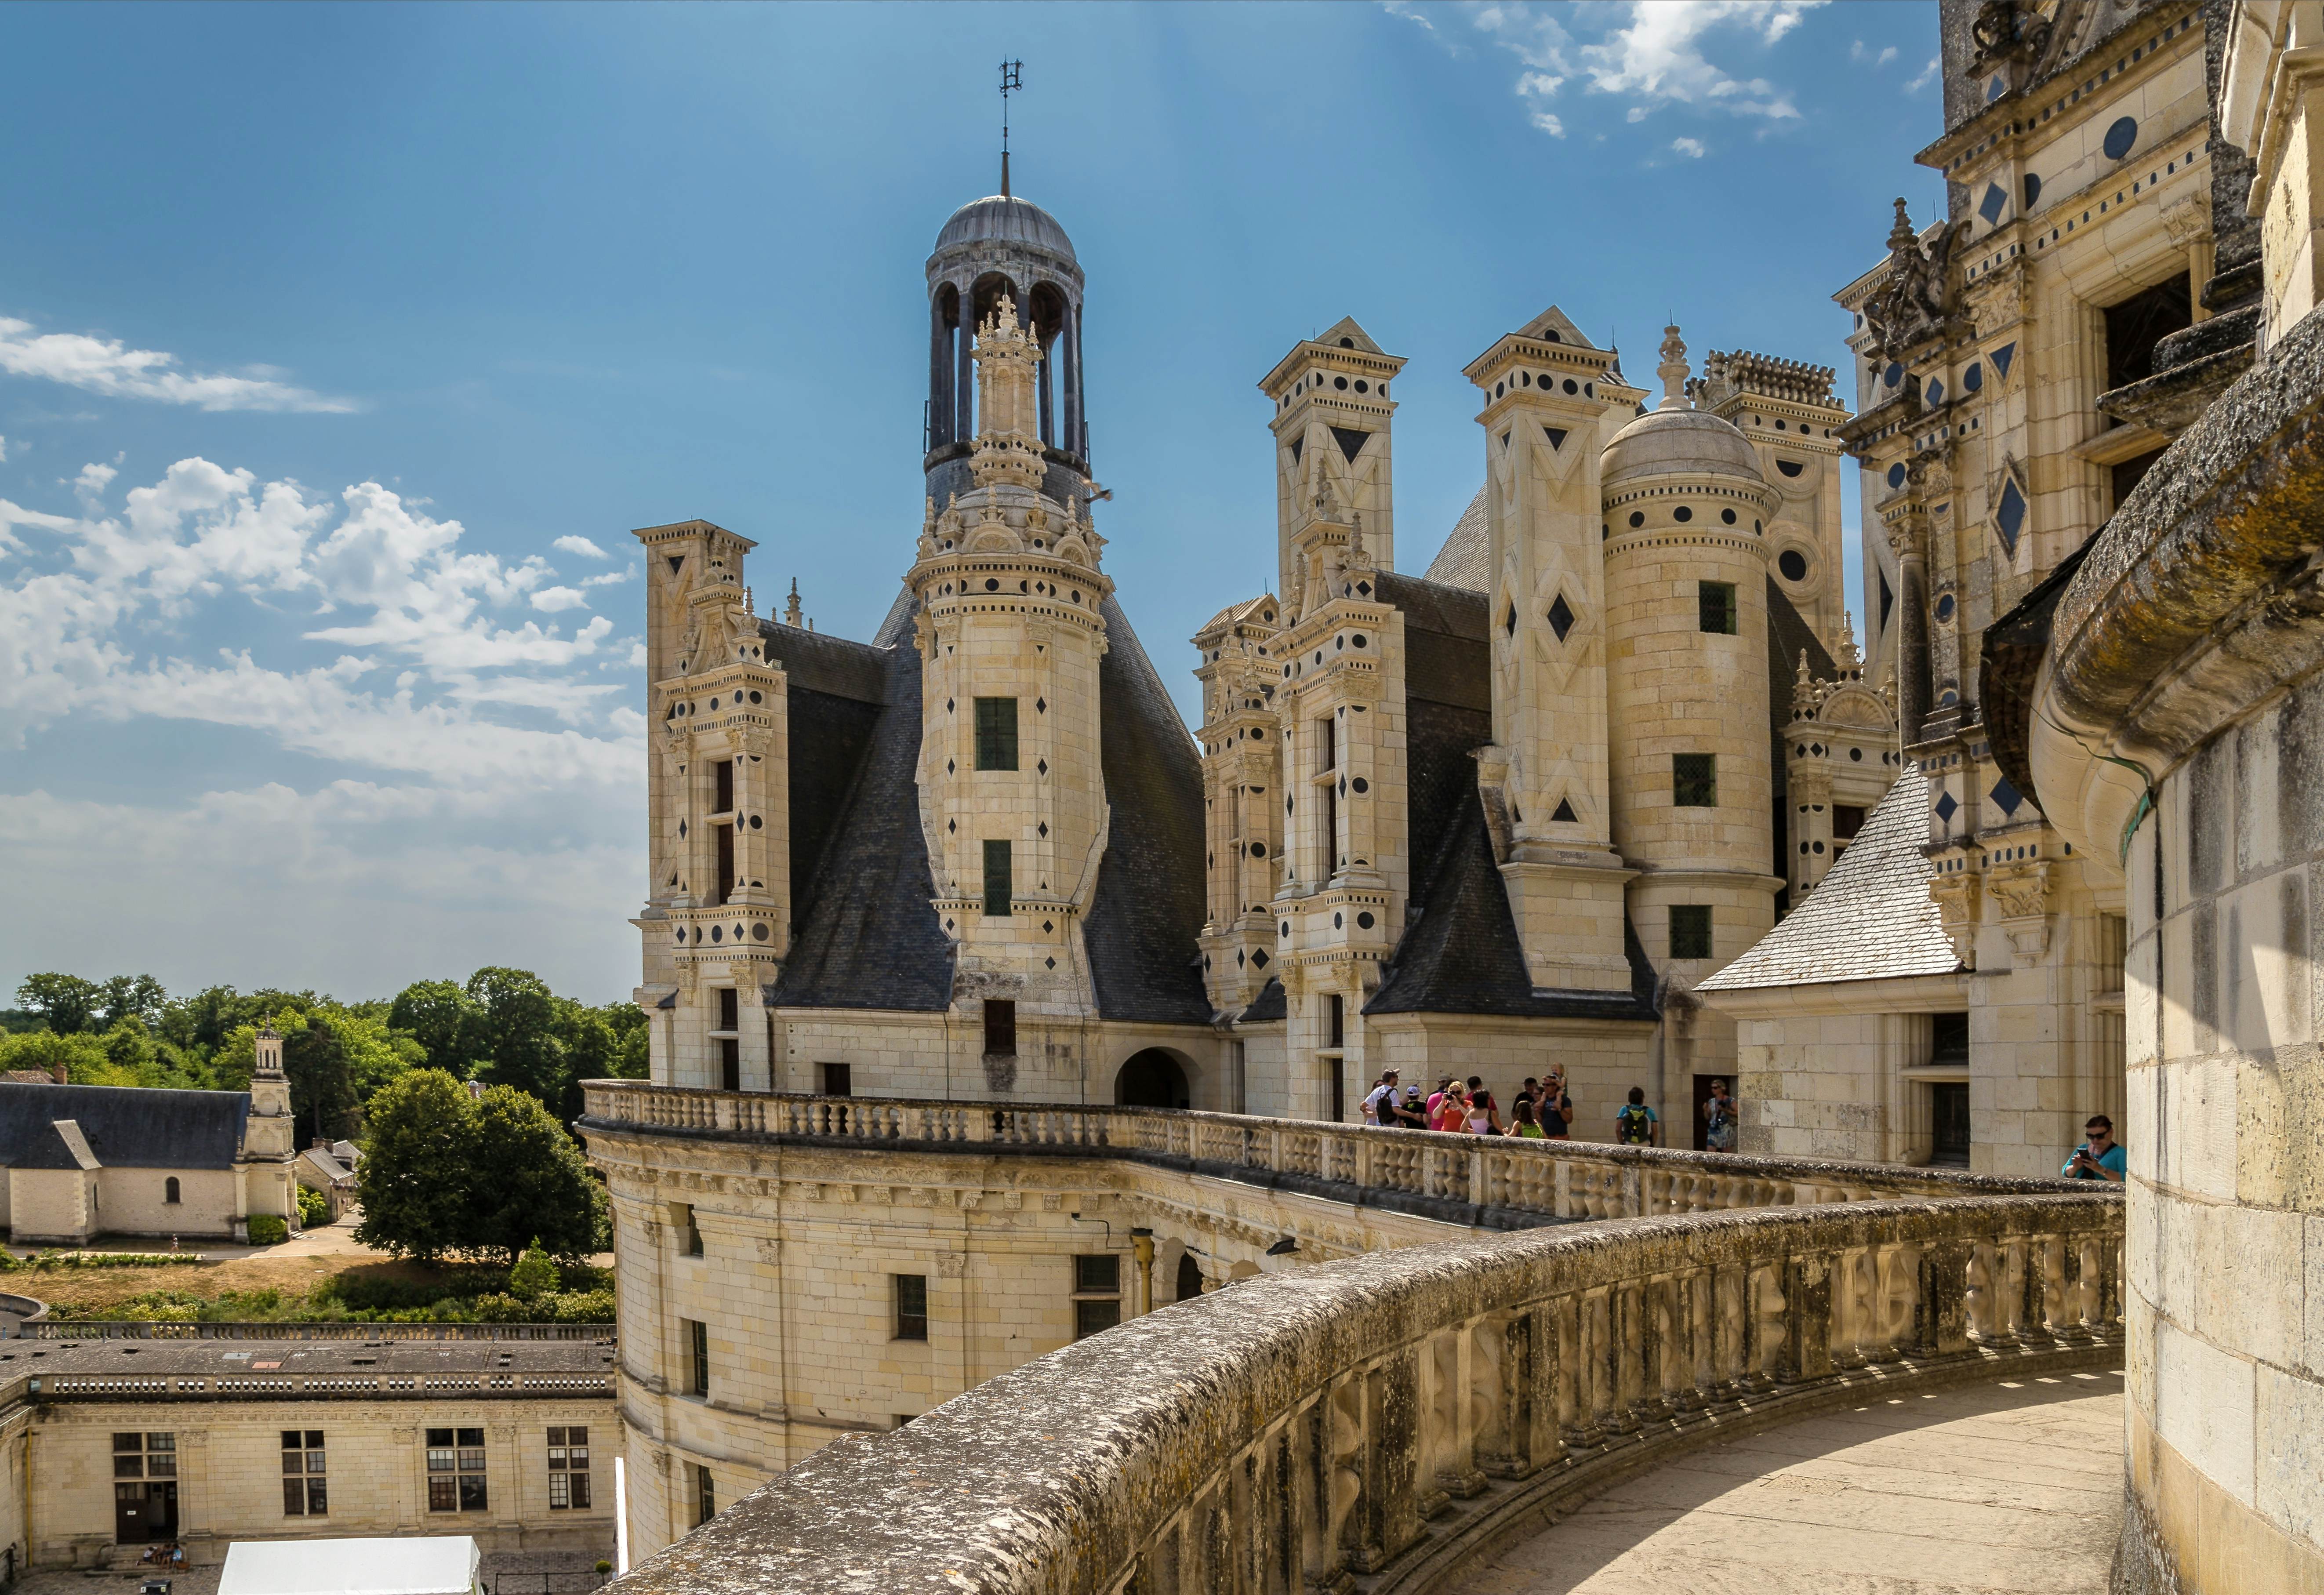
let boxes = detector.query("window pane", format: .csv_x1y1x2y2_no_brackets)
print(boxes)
283,1452,306,1477
427,1448,455,1473
456,1428,484,1447
974,697,1019,770
1670,905,1714,961
426,1428,453,1447
1673,753,1717,807
305,1430,324,1449
144,1454,175,1478
567,1427,587,1447
459,1476,488,1512
307,1451,327,1475
284,1479,306,1516
1698,581,1737,635
457,1448,486,1472
428,1479,458,1512
1074,1298,1122,1339
113,1433,142,1453
548,1447,567,1468
114,1457,144,1479
982,839,1013,917
145,1434,174,1452
549,1473,570,1510
1075,1254,1120,1293
282,1430,303,1451
307,1480,327,1515
546,1427,565,1449
571,1472,591,1509
570,1447,588,1470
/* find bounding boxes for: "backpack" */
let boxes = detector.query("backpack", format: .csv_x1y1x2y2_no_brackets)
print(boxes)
1617,1104,1655,1144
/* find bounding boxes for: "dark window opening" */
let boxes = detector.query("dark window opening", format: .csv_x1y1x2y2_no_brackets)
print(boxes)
983,839,1013,916
714,823,735,906
1931,1081,1972,1166
819,1062,852,1097
719,1039,739,1093
714,759,734,814
716,988,739,1030
425,1428,487,1514
1073,1254,1122,1340
547,1426,590,1511
2102,274,2193,400
1115,1048,1189,1108
1669,905,1713,960
281,1429,326,1518
1833,805,1866,843
1673,754,1718,807
974,697,1019,770
695,1464,716,1527
983,999,1017,1058
894,1273,929,1340
686,1318,709,1396
1326,993,1345,1050
163,1177,179,1205
1931,1011,1969,1066
1176,1251,1205,1301
677,1202,702,1257
1698,581,1737,635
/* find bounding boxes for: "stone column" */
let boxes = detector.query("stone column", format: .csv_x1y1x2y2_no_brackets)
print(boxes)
1058,298,1081,461
1884,506,1930,744
954,280,975,444
929,293,952,450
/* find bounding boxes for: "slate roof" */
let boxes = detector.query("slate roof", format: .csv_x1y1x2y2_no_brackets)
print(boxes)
300,1147,355,1184
0,1339,614,1377
767,588,1211,1025
1420,486,1491,592
1082,597,1214,1025
0,1083,249,1170
1699,767,1960,992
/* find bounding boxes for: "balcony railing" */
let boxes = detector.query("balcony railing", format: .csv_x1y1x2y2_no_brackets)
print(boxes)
606,1188,2122,1594
579,1082,2087,1227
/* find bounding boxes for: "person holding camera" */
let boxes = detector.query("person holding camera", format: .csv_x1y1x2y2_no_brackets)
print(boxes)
2063,1115,2125,1183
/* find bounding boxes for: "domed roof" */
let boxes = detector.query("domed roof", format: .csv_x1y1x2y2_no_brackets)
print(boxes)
932,195,1077,265
1600,406,1764,488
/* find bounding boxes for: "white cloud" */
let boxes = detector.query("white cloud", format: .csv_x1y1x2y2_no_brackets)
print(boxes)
1849,40,1898,68
0,436,9,463
1578,1,1823,120
0,315,356,414
1516,70,1567,135
531,585,590,612
554,534,611,560
583,567,636,588
1382,0,1441,35
1906,56,1939,93
1672,137,1707,157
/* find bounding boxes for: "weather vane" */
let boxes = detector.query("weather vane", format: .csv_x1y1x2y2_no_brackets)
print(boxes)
1000,59,1022,197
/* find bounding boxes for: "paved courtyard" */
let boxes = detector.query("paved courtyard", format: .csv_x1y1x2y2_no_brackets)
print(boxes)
1452,1370,2125,1595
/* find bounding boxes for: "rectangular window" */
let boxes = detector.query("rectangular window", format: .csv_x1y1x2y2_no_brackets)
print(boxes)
983,839,1013,916
281,1428,326,1517
716,987,739,1030
1072,1254,1122,1341
715,823,735,906
695,1464,717,1527
425,1427,487,1513
1832,804,1866,842
674,1202,702,1257
114,1431,174,1479
983,999,1016,1058
1698,581,1737,635
714,759,734,814
2097,913,2128,994
1317,716,1338,880
819,1061,852,1096
686,1318,710,1396
1669,905,1714,960
547,1425,591,1511
974,697,1019,770
719,1038,740,1092
1672,753,1718,807
894,1274,929,1341
1326,993,1345,1050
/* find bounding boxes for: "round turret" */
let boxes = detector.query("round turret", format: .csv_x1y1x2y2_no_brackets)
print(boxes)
933,195,1078,268
1600,406,1765,488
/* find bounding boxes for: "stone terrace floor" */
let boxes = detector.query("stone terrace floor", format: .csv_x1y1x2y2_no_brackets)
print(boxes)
1453,1370,2126,1595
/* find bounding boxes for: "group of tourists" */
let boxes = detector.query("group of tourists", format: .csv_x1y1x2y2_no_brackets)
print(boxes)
1359,1070,1577,1137
1358,1070,1746,1151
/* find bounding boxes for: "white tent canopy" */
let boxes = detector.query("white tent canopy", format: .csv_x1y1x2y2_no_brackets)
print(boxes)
218,1537,481,1595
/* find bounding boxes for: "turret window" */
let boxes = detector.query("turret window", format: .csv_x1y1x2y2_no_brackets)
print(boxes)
1698,582,1737,635
982,840,1013,916
974,698,1019,770
1673,754,1718,807
1670,906,1714,960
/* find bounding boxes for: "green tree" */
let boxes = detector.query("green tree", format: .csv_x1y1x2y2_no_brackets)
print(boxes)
387,979,476,1073
283,1014,360,1146
465,1085,604,1264
0,1029,113,1082
15,974,102,1035
353,1069,480,1265
508,1239,558,1301
605,1003,650,1079
460,968,565,1104
97,974,167,1029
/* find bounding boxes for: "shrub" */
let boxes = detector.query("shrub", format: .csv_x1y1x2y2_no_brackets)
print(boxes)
508,1240,558,1301
542,1287,617,1324
245,1215,288,1247
296,1186,330,1227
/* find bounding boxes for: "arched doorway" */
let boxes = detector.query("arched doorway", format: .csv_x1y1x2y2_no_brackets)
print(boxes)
1115,1048,1190,1108
1175,1251,1205,1302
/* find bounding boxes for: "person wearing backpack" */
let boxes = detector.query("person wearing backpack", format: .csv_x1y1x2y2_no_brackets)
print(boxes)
1702,1078,1738,1153
1614,1086,1660,1146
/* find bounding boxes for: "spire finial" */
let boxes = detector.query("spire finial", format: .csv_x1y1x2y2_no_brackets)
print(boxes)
784,578,804,629
999,59,1022,198
1657,324,1690,411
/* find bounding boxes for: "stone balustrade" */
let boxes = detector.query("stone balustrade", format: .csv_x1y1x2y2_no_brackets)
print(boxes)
603,1188,2121,1595
579,1082,2084,1230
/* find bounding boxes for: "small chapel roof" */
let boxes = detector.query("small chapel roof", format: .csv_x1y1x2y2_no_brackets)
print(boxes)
1699,767,1960,992
0,1083,249,1170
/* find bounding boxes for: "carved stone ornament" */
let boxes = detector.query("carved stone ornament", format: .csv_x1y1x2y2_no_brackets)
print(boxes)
1968,0,2052,78
1863,200,1968,362
1990,861,2052,966
1930,867,1980,970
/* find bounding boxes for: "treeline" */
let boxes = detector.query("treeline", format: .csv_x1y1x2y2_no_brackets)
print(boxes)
1,968,646,1138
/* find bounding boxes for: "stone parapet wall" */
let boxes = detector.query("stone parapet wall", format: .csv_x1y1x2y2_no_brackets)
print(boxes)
579,1083,2088,1228
602,1190,2121,1595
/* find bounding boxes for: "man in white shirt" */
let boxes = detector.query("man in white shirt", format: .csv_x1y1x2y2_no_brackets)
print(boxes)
1361,1070,1402,1126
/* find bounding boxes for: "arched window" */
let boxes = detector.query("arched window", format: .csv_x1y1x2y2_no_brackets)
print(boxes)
164,1177,180,1205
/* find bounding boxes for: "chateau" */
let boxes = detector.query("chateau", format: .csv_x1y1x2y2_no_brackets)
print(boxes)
593,2,2324,1590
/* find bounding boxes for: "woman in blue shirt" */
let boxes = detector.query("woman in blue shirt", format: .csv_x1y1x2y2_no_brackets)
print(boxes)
2063,1114,2125,1182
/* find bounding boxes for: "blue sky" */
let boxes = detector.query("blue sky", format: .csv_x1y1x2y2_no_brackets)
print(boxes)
0,1,1948,1004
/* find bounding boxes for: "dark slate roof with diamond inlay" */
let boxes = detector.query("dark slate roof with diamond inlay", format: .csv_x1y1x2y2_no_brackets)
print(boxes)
1698,767,1960,992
